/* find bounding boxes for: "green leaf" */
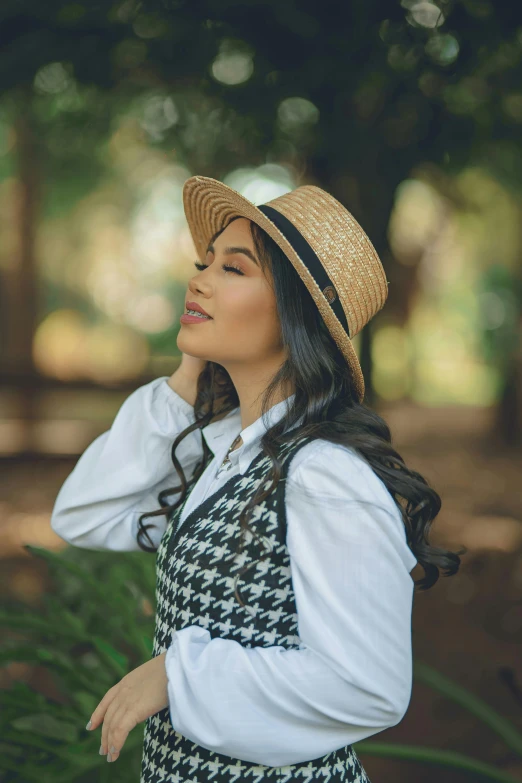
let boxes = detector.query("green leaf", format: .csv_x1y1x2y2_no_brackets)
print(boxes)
91,637,128,676
0,611,52,632
414,661,522,757
11,713,79,742
23,545,108,602
0,681,47,708
141,632,153,654
71,690,99,716
354,740,522,782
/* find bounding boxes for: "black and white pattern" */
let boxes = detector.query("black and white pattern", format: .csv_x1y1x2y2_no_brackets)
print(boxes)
140,435,372,783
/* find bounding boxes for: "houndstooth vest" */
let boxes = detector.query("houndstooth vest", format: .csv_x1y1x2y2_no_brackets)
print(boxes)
140,434,371,783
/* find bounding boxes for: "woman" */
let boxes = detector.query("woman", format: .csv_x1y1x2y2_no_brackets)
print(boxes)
51,176,462,782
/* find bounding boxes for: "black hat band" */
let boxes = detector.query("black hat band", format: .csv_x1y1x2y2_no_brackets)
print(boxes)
257,204,350,337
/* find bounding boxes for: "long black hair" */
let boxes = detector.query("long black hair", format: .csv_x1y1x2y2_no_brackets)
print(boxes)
137,215,464,604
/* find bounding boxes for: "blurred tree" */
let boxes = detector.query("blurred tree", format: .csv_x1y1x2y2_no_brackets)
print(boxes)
1,0,522,421
476,259,522,444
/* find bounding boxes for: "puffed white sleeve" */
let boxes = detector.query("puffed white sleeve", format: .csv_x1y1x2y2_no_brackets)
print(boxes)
50,377,203,551
163,442,417,767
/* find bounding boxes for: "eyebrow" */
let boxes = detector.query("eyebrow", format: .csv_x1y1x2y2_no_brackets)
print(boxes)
206,243,259,266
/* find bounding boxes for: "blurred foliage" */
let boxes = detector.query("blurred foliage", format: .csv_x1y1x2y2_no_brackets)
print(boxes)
0,544,156,782
2,0,522,403
2,0,522,217
477,262,522,374
2,544,522,781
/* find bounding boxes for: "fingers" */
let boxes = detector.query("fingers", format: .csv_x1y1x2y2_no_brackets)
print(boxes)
102,702,137,761
86,679,136,763
87,685,117,732
100,698,120,757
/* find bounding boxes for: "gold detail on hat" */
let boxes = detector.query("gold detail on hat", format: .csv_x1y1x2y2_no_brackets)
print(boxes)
322,285,337,304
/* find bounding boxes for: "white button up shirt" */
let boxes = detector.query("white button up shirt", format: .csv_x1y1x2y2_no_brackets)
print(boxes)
51,377,417,767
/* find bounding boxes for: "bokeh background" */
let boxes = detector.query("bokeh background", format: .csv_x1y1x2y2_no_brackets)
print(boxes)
1,1,522,781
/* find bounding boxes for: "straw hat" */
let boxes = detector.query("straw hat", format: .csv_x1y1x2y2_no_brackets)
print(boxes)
182,175,389,403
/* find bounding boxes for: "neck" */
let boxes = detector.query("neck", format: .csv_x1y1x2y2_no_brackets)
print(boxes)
220,355,294,432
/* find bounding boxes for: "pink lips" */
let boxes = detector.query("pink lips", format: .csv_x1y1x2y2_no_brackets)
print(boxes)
180,312,213,324
181,300,213,324
185,300,212,318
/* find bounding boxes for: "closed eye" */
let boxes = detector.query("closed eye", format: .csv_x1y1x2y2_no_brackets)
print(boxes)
194,261,244,276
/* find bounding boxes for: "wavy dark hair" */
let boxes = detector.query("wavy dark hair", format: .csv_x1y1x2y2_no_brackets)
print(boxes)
136,214,464,604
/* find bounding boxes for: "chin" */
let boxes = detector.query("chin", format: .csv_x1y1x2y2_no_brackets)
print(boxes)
176,334,211,361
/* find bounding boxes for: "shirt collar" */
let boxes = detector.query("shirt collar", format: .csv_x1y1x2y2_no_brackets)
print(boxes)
200,393,298,475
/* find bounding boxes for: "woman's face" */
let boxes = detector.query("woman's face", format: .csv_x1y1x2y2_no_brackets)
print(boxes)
177,217,285,369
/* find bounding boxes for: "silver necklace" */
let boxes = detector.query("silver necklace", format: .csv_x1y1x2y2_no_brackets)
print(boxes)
218,434,242,473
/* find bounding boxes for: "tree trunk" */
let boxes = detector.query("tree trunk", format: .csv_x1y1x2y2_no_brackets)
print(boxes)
3,86,40,447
